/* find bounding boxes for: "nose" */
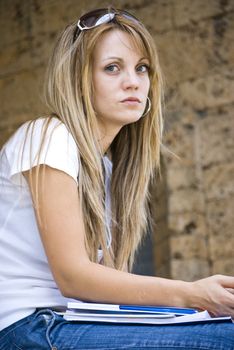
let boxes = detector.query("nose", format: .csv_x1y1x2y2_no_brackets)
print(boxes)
122,70,139,90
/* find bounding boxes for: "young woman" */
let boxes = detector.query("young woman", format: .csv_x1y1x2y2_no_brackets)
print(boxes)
0,7,233,350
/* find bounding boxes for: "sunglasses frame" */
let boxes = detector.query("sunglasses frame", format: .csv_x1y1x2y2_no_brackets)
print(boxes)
73,8,140,43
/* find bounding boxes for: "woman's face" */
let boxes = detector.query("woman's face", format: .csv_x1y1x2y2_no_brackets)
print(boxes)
92,29,150,137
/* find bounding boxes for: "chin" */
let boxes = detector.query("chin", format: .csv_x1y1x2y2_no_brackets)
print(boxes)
123,113,143,125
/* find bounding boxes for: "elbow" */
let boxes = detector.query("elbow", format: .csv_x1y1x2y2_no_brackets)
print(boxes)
54,260,94,300
59,282,93,301
59,282,84,299
59,284,75,299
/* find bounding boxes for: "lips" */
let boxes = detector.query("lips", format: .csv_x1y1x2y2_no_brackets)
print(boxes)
121,97,141,103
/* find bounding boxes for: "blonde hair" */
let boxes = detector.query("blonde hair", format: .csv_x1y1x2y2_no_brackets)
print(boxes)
37,10,163,271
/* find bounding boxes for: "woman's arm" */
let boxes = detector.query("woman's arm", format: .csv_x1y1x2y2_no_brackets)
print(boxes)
24,166,234,317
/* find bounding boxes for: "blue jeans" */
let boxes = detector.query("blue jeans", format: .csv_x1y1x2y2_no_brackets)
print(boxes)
0,309,233,349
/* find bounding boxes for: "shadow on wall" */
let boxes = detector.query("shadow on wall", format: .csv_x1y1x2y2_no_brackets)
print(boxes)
132,157,170,277
132,230,155,276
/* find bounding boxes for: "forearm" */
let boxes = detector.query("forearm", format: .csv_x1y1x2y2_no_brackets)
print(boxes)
61,260,191,307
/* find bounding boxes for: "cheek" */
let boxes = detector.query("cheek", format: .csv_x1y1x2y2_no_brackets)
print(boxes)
92,79,104,108
92,83,111,115
145,77,150,94
93,76,109,101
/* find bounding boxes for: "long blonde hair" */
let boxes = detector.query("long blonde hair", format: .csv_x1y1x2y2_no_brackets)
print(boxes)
40,9,164,271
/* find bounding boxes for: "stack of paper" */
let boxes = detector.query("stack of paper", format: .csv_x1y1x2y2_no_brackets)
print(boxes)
62,302,232,325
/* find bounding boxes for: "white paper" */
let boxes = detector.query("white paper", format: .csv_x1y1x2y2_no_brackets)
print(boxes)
63,302,233,325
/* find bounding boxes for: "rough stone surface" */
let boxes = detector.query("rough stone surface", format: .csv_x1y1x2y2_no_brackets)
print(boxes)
168,188,205,215
170,234,208,260
212,259,234,276
135,0,174,33
206,197,234,238
168,212,207,237
171,258,210,281
203,162,234,200
0,68,45,128
173,0,234,27
179,67,234,110
209,233,234,260
199,107,234,168
0,0,233,280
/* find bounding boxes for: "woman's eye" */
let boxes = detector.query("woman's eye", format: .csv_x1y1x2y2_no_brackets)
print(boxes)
105,64,119,73
136,64,149,73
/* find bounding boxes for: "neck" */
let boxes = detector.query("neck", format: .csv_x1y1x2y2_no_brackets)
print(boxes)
97,124,122,154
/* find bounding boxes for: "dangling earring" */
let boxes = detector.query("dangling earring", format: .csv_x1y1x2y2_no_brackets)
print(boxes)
142,97,151,117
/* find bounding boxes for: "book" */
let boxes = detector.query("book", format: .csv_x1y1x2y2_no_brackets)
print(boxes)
67,301,198,315
62,302,233,325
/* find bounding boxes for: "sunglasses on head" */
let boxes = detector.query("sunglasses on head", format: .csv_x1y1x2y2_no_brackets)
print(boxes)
73,8,140,42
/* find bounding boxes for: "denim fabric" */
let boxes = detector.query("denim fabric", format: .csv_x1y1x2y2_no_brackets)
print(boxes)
0,309,233,350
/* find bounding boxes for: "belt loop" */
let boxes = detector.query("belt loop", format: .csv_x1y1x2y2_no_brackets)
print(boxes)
36,309,58,350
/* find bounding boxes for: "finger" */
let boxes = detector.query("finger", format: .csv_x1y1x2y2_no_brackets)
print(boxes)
223,289,234,311
226,307,234,319
216,304,234,318
210,304,233,318
226,288,234,295
217,275,234,288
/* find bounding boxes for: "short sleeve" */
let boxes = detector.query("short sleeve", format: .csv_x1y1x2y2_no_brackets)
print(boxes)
5,117,79,185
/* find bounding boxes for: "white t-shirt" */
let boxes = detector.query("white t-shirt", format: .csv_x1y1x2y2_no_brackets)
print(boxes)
0,117,112,331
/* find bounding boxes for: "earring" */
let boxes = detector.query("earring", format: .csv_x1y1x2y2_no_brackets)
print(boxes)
142,97,151,117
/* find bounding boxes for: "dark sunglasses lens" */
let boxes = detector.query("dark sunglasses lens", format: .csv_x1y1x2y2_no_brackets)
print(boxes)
79,8,109,28
73,9,107,42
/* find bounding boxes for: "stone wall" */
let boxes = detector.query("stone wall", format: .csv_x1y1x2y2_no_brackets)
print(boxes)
0,0,233,281
150,0,234,280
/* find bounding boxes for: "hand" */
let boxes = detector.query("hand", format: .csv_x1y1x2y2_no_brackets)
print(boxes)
190,274,234,318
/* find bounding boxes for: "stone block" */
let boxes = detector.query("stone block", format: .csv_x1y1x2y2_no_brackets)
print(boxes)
171,258,210,281
163,91,189,127
0,67,45,128
167,165,198,191
30,0,81,36
179,67,234,110
168,188,205,215
29,32,57,67
212,258,234,276
157,10,234,88
212,11,234,67
209,233,234,260
155,20,214,87
135,0,174,33
173,0,233,27
203,163,234,200
0,124,17,148
0,114,35,147
199,109,234,168
170,234,208,260
0,1,31,49
168,212,207,237
0,40,32,77
164,124,195,167
206,197,234,237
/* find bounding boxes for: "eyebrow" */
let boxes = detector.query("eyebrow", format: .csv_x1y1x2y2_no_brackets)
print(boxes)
102,56,149,62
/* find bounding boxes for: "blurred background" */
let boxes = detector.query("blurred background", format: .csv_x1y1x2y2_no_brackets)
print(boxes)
0,0,233,280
